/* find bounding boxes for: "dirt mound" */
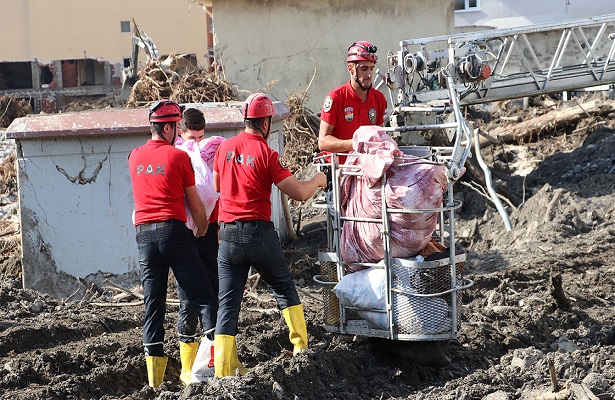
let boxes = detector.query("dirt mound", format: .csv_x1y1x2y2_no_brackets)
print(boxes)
2,86,615,398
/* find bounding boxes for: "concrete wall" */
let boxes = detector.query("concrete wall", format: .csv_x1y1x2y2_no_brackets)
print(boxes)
456,0,615,31
0,0,210,69
212,0,453,111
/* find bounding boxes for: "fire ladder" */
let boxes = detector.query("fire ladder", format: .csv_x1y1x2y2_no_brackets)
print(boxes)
314,14,615,343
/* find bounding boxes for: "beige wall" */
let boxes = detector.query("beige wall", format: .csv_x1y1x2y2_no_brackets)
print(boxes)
0,0,210,68
212,0,453,111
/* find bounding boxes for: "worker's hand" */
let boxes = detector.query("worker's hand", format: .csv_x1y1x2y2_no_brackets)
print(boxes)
314,171,327,189
195,221,209,238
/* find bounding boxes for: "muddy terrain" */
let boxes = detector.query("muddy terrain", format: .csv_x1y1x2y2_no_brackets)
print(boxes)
1,97,614,400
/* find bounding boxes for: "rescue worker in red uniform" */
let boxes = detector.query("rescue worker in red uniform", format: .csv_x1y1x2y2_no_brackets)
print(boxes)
212,93,327,377
174,107,221,384
318,40,387,163
128,99,217,387
317,41,388,248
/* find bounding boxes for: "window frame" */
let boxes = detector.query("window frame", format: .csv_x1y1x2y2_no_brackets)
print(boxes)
455,0,480,12
120,20,131,33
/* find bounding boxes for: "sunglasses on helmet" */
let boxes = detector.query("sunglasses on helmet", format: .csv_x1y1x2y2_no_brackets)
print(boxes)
347,42,378,62
350,42,377,54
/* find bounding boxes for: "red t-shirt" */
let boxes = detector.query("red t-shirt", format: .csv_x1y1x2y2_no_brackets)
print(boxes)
214,131,292,222
129,139,196,225
320,81,387,163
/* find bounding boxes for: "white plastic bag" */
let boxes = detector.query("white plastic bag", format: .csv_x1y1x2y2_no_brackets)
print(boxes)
333,267,388,328
333,267,387,310
176,139,219,235
191,336,215,383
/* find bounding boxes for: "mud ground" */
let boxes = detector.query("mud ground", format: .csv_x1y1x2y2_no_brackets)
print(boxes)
1,98,615,399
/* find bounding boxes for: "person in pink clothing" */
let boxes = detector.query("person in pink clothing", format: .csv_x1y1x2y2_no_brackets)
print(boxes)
174,107,223,384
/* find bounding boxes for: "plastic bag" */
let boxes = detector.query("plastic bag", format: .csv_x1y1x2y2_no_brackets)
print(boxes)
175,139,219,235
333,267,389,328
191,336,215,383
333,267,386,310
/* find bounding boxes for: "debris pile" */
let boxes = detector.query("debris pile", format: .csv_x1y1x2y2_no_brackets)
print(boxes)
0,151,16,197
0,96,32,128
282,92,320,174
125,57,240,107
124,56,320,175
60,96,126,112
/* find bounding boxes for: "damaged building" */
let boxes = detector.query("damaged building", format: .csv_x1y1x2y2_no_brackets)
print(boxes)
0,0,213,113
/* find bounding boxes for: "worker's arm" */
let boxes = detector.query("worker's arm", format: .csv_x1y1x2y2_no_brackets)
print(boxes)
185,185,209,237
213,170,220,192
318,120,353,153
276,172,327,202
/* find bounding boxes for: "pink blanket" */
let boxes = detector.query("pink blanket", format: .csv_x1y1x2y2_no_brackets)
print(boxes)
339,126,450,266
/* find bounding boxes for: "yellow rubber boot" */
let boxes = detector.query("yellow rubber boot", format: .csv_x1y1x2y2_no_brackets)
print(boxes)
214,334,233,377
215,334,248,377
282,304,308,355
230,337,249,376
146,355,168,388
179,341,198,385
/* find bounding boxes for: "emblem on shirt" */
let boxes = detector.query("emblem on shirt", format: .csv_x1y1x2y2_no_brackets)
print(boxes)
344,107,354,122
323,96,333,113
369,108,377,124
278,156,289,170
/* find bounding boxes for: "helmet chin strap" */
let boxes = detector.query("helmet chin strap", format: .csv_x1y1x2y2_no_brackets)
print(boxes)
353,63,372,92
257,117,272,140
157,124,177,145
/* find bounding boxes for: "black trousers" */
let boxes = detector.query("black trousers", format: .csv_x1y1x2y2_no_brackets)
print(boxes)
136,220,216,356
177,222,219,342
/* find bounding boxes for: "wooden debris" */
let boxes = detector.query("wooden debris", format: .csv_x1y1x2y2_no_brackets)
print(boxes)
282,91,320,174
548,358,560,392
535,382,599,400
0,96,32,128
281,192,298,241
478,98,615,147
125,56,240,108
568,382,600,400
104,278,144,300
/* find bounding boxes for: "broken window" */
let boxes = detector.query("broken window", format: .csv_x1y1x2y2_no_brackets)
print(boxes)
79,59,106,86
40,65,53,86
0,62,34,89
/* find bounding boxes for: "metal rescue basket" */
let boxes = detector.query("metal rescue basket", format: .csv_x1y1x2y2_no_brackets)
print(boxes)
313,149,473,341
313,74,475,342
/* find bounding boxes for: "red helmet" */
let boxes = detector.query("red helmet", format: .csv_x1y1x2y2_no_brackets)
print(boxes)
243,93,274,119
347,41,378,63
149,99,183,123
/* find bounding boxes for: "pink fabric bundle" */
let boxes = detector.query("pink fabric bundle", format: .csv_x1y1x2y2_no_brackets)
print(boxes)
175,135,225,171
340,126,449,266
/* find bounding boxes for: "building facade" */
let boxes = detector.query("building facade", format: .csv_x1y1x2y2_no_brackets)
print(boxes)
455,0,615,32
210,0,453,112
0,0,212,112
